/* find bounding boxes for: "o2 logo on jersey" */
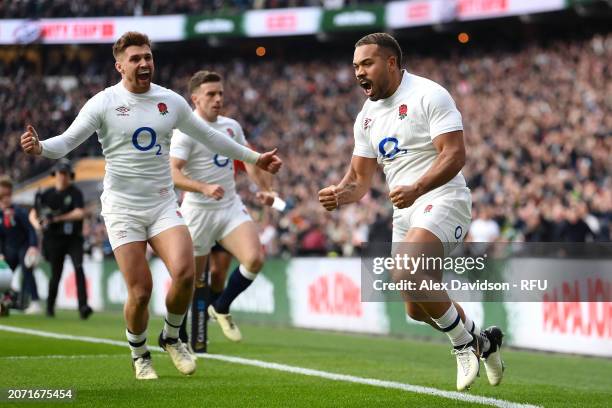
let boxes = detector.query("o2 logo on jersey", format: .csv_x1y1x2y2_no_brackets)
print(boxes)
214,154,231,168
378,137,407,160
455,226,463,240
132,127,162,156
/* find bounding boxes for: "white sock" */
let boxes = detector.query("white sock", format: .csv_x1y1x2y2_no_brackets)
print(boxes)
239,264,257,280
463,315,479,335
163,312,185,340
126,329,148,358
432,304,473,347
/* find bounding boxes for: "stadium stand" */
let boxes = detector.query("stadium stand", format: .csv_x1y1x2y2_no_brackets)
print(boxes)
0,23,610,255
0,0,380,18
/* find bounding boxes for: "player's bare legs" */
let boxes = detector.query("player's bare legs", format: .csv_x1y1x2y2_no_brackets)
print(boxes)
114,241,157,379
405,301,469,331
218,221,264,277
194,255,208,282
115,242,152,334
394,227,480,391
178,247,236,348
149,226,195,314
396,227,503,389
402,228,467,329
210,249,233,296
149,225,196,375
208,221,264,341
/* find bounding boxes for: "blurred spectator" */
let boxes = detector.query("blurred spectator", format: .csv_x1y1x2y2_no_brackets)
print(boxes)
0,0,382,17
0,175,40,313
469,206,501,242
299,222,327,256
1,32,610,255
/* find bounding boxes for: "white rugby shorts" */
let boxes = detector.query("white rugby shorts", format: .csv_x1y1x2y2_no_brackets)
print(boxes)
181,197,252,256
101,195,186,250
392,187,472,256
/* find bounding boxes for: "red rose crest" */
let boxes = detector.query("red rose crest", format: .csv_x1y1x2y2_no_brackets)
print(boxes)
398,104,408,120
424,204,433,213
226,128,235,137
157,102,169,115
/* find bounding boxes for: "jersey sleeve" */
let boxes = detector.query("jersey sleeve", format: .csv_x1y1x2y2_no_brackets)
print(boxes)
174,96,260,164
169,129,193,161
232,123,248,173
424,87,463,139
234,121,248,147
40,91,105,159
352,111,377,158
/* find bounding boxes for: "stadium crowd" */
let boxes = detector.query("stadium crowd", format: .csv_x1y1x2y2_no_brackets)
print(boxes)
1,0,379,18
0,33,610,256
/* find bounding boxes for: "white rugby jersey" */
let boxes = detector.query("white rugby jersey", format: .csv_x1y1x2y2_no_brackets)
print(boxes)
170,115,247,209
353,71,466,202
39,82,259,210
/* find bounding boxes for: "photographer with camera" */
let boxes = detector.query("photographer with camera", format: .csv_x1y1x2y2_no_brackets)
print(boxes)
0,175,40,316
31,159,92,319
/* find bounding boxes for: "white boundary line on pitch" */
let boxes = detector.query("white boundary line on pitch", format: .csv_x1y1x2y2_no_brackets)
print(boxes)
0,324,541,408
0,354,125,360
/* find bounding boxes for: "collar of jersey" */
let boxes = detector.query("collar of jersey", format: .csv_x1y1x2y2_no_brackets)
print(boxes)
375,70,410,108
117,81,155,99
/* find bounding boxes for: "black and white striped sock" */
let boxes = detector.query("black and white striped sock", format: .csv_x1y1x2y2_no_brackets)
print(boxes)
163,312,185,340
432,305,474,347
126,329,148,359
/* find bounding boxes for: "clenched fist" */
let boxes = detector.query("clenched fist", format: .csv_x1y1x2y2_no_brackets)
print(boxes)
202,184,224,200
256,191,276,207
389,185,420,209
256,148,282,174
21,125,42,155
318,185,339,211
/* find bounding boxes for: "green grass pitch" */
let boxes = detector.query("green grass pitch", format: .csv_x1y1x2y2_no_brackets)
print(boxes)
0,311,610,407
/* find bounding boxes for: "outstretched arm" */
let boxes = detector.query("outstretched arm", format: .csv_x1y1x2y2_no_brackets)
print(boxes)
318,155,378,211
21,96,101,158
177,110,281,174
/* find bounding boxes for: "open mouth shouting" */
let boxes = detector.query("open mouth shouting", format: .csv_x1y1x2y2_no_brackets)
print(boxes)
359,79,373,97
136,69,151,83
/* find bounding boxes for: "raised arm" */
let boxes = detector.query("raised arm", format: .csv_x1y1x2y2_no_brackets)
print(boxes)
20,95,102,159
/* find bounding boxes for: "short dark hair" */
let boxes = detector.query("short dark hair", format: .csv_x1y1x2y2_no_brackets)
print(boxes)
0,175,13,190
113,31,151,59
188,70,223,95
355,32,403,68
